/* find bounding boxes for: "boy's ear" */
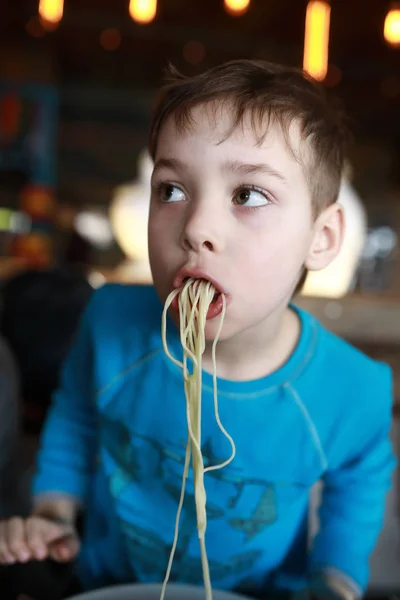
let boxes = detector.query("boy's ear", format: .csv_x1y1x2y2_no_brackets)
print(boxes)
305,202,344,272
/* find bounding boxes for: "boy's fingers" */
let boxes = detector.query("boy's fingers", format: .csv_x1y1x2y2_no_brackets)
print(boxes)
48,535,80,562
39,519,76,544
6,518,31,562
0,521,16,564
25,518,50,560
26,517,77,560
0,516,78,565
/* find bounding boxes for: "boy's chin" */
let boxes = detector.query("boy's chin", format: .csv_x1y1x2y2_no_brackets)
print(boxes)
203,319,229,344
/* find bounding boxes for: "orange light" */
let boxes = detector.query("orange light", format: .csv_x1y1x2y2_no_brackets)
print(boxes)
38,0,63,24
129,0,157,24
303,0,331,81
384,6,400,47
224,0,250,17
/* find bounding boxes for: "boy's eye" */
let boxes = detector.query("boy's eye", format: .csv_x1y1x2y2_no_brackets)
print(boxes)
233,187,269,208
160,183,186,203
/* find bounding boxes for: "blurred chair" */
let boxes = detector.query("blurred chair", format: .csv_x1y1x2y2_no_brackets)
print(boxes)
0,268,93,434
0,334,21,518
0,268,94,600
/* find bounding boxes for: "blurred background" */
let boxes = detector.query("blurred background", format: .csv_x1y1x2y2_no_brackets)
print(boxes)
0,0,400,591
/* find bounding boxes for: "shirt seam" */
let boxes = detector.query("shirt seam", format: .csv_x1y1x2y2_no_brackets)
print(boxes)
95,348,163,397
284,381,328,471
200,315,319,399
95,314,319,402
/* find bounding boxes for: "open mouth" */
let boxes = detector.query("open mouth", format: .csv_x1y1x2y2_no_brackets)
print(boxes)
172,277,224,320
185,277,220,299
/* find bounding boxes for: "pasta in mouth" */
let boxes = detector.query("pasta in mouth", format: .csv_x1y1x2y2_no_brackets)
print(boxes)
184,278,221,302
170,278,224,321
161,278,236,600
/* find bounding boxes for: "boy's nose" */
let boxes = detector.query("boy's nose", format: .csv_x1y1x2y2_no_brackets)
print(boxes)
180,206,224,254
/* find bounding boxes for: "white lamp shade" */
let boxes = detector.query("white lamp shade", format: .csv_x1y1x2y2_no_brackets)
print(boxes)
109,182,150,262
109,149,153,262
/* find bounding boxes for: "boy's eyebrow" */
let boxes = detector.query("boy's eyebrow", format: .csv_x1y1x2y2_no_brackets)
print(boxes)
152,158,287,185
153,158,185,172
221,160,287,184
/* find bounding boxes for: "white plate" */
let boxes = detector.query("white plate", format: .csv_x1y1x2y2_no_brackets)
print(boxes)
66,582,252,600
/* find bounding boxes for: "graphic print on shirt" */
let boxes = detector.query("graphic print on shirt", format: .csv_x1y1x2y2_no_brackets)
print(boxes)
119,518,264,584
100,414,280,583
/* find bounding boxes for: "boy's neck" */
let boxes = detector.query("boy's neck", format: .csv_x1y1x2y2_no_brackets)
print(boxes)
202,306,301,382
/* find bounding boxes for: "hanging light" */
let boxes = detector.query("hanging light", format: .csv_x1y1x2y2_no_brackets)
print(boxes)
303,0,331,81
224,0,250,17
38,0,64,25
129,0,157,24
384,4,400,47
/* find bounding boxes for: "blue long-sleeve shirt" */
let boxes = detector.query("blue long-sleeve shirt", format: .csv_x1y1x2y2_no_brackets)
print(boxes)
33,284,395,594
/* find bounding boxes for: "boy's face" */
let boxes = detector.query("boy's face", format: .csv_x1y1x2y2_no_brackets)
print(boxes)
148,104,342,341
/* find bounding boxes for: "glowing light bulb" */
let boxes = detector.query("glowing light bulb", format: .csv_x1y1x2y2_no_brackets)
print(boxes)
303,0,331,81
129,0,157,24
384,6,400,47
224,0,250,17
38,0,63,24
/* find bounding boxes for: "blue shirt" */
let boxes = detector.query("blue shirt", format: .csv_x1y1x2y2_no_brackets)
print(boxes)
33,285,395,595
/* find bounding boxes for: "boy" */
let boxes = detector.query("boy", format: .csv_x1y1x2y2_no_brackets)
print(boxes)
0,60,395,600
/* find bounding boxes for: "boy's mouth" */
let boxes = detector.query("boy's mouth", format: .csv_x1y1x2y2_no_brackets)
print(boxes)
171,277,225,320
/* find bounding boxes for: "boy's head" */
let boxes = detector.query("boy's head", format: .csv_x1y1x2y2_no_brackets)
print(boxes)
148,59,347,341
149,60,348,217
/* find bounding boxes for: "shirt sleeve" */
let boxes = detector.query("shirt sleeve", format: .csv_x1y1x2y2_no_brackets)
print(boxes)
32,295,98,504
309,365,397,595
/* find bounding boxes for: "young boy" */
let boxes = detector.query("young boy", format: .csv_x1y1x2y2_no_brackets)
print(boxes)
0,60,395,600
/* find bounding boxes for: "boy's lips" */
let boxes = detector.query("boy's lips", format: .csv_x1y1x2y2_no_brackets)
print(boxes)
173,267,227,295
171,267,230,320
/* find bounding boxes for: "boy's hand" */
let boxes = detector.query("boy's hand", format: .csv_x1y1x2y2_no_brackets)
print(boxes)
308,572,358,600
0,516,80,564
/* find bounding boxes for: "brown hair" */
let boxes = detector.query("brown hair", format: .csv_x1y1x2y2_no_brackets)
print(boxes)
149,59,349,215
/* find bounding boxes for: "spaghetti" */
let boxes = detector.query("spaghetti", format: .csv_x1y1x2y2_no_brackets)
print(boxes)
161,278,236,600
